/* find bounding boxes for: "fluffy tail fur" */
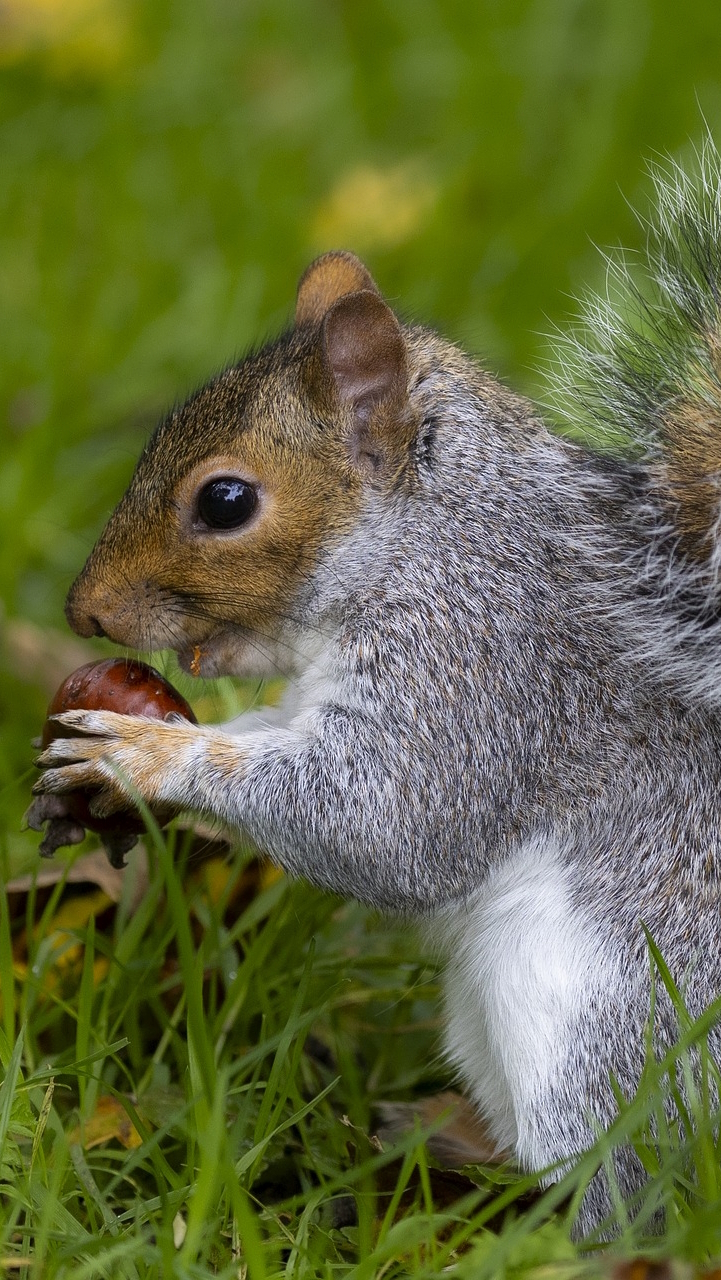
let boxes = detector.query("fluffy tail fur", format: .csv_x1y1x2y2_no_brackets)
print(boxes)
549,136,721,704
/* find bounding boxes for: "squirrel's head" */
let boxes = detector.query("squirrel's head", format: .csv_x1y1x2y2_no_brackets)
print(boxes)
65,252,419,677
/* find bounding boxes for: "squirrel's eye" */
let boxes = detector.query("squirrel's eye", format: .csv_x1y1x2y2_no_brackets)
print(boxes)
196,478,258,530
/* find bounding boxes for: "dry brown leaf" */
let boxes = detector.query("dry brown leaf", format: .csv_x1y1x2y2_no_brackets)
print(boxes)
68,1095,143,1150
6,844,149,909
610,1264,676,1280
377,1091,506,1167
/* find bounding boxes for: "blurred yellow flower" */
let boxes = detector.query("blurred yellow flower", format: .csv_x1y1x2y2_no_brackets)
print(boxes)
0,0,131,73
311,161,437,252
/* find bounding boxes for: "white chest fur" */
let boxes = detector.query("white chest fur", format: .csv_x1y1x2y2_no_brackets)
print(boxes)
440,837,611,1170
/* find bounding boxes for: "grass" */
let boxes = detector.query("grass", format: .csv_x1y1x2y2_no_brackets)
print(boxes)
4,0,721,1273
1,826,721,1276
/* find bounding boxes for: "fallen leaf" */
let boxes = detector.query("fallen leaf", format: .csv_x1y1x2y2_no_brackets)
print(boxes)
6,844,149,910
259,862,283,891
377,1091,506,1166
69,1095,142,1150
11,884,115,991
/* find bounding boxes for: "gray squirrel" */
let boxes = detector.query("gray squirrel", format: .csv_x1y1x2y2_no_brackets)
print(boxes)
32,143,721,1235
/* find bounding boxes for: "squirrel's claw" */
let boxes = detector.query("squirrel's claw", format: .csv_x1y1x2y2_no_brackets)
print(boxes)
48,709,131,737
36,744,78,769
33,760,103,797
36,735,105,768
34,714,154,803
33,755,131,823
25,793,75,830
102,830,139,869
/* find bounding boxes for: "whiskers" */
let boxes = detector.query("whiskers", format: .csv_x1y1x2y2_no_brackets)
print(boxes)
119,536,354,681
153,586,335,680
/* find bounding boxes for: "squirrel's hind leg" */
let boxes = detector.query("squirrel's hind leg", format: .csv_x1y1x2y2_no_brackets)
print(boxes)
440,835,648,1238
376,1092,507,1167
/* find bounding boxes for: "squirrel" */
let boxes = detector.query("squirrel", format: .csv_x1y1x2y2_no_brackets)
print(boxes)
31,142,721,1237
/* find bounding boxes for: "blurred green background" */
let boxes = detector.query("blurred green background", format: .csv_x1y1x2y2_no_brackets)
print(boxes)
2,0,721,869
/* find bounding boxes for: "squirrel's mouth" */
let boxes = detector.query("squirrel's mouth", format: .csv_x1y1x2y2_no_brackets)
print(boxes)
178,637,221,679
177,628,281,681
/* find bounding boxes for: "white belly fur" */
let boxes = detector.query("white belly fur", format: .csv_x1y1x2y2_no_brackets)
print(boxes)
440,837,611,1170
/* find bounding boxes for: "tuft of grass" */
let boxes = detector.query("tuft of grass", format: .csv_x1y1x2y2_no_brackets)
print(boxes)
0,828,720,1276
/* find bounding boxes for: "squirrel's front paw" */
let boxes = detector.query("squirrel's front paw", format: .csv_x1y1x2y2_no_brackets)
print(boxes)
33,709,207,819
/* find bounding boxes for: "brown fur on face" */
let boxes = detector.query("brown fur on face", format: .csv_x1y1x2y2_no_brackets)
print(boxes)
65,255,418,675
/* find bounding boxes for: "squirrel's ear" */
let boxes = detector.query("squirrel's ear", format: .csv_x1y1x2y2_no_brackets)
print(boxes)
321,289,411,474
296,251,380,327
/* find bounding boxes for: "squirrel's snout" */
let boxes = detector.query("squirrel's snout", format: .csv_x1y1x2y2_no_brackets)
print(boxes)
65,590,105,639
65,567,170,649
65,571,114,640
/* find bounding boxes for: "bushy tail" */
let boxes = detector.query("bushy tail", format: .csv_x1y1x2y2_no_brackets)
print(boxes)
550,135,721,562
548,137,721,705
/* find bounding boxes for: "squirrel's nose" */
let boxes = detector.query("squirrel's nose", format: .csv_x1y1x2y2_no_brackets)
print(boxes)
66,604,107,639
65,581,107,639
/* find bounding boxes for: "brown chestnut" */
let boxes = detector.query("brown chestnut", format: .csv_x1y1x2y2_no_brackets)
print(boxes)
30,659,196,864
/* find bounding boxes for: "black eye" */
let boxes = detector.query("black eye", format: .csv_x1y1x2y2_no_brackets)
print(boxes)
196,477,258,530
